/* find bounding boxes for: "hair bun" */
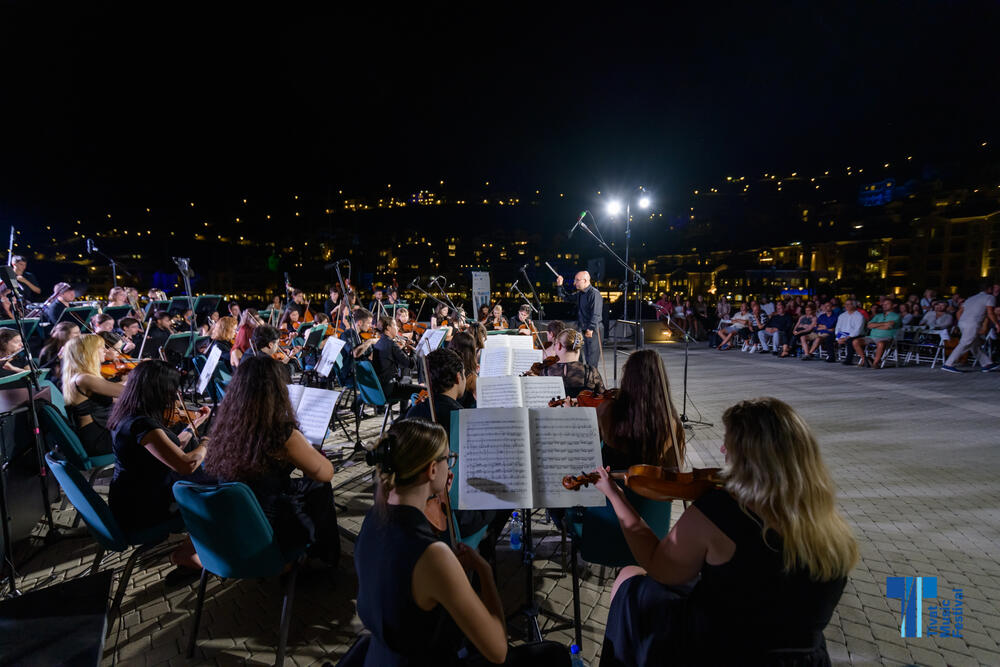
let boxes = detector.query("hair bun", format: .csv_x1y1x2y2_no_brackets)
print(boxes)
366,432,397,472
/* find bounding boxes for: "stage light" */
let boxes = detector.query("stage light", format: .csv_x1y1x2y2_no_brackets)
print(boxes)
606,200,623,216
638,196,651,209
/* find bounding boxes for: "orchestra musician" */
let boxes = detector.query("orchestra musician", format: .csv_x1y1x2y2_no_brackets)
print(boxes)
595,397,857,667
203,355,340,566
10,255,41,300
207,315,237,373
340,307,377,383
554,271,603,366
232,308,262,367
106,360,212,577
44,282,77,327
227,301,241,320
91,313,115,334
477,304,490,323
116,317,142,349
372,315,420,416
447,331,478,408
430,303,450,330
395,307,416,341
599,349,685,470
369,286,386,318
285,288,308,321
542,319,565,357
533,328,605,398
148,288,168,302
485,303,508,331
142,310,173,358
62,334,124,456
39,321,81,386
323,285,341,320
356,419,569,665
0,328,29,375
0,285,16,320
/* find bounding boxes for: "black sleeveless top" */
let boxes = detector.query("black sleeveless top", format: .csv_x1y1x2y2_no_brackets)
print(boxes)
687,489,846,655
355,504,464,666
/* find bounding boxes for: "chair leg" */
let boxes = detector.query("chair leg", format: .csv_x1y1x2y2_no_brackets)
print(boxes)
186,568,209,658
90,545,105,575
378,404,391,438
569,530,583,649
276,565,298,666
107,544,147,635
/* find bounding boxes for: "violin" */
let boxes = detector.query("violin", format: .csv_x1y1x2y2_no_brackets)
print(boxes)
522,355,558,376
100,357,139,380
402,321,427,337
562,465,723,502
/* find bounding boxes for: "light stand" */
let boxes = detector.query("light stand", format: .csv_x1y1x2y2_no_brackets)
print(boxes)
661,315,712,429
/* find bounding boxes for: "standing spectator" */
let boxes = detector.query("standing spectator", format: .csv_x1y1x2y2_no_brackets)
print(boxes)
825,299,865,364
942,281,999,373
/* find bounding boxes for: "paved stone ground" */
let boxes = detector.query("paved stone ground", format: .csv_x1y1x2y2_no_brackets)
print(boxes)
7,342,1000,666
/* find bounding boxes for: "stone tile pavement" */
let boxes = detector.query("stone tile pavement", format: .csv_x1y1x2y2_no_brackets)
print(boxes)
5,342,1000,665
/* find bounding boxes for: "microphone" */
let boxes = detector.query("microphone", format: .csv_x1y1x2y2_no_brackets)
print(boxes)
568,211,587,238
86,239,96,254
512,279,519,291
519,263,529,272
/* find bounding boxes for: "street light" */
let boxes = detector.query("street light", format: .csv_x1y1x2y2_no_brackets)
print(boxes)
606,200,623,216
614,186,650,320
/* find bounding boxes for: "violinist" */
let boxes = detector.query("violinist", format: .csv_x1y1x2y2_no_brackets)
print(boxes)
596,397,857,667
207,315,237,373
372,315,420,416
44,282,76,327
405,348,466,430
369,286,386,318
203,356,339,566
356,419,569,665
141,310,173,359
514,305,535,336
447,331,478,407
0,285,15,320
63,334,124,456
467,321,487,359
600,350,685,470
430,303,450,330
534,328,605,398
323,284,341,320
340,308,377,383
285,288,308,321
249,325,293,382
542,319,565,357
10,255,41,300
0,328,29,375
39,321,80,386
232,308,262,367
278,307,302,340
91,313,115,334
117,317,142,349
485,303,508,331
477,304,490,324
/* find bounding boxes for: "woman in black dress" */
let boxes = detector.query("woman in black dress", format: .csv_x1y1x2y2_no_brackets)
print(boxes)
107,360,211,570
536,328,605,398
202,355,340,564
355,419,569,666
61,334,124,456
595,397,858,666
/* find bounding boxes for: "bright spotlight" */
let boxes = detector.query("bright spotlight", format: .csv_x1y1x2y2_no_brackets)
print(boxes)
606,200,623,216
638,196,651,209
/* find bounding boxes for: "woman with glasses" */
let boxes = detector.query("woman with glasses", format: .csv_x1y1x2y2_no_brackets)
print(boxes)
203,355,340,565
355,418,568,665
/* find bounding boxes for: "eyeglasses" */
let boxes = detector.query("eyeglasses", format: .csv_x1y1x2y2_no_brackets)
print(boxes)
436,452,458,469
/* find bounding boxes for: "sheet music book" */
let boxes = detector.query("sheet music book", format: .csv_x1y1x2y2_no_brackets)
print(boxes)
197,346,223,395
286,384,341,445
476,375,566,408
451,407,604,510
479,346,543,377
416,328,448,356
315,336,347,378
484,334,535,350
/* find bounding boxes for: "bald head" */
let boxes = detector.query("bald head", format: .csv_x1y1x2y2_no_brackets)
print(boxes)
573,271,591,291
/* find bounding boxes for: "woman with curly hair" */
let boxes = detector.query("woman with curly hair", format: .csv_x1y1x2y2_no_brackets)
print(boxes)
596,397,857,666
203,355,339,564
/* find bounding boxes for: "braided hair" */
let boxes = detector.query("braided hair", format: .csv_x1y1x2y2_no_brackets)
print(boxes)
556,327,584,353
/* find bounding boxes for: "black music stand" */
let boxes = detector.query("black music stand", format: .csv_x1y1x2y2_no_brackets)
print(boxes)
0,320,37,342
101,305,132,323
143,300,170,319
58,307,97,332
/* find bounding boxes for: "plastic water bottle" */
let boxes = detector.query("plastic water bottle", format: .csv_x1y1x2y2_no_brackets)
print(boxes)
509,511,522,551
570,643,587,666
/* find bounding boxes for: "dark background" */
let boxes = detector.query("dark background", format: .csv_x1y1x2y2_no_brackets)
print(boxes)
3,2,998,220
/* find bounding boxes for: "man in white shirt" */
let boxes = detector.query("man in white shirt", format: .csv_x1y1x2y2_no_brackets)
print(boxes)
919,301,953,330
824,299,866,364
760,297,775,316
942,281,999,373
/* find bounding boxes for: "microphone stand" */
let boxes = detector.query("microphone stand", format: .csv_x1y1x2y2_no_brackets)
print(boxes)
89,244,132,290
661,314,712,428
429,278,460,316
518,265,544,320
172,258,198,389
408,280,449,310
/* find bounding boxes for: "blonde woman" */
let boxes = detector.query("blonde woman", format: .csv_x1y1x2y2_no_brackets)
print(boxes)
535,327,605,398
62,334,125,456
596,397,858,666
355,419,568,665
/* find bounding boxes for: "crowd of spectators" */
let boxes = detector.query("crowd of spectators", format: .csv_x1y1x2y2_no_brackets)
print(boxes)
654,281,1000,371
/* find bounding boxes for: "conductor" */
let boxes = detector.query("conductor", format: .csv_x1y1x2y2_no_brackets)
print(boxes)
555,271,602,366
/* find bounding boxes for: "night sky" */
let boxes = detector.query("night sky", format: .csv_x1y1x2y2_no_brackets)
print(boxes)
2,3,999,221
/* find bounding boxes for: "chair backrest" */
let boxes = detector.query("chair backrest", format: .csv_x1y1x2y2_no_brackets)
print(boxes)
354,360,387,407
172,481,288,579
39,380,67,417
578,488,672,567
38,402,92,470
45,451,128,551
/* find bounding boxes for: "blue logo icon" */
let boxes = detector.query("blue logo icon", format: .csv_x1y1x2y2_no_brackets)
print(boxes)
886,576,937,637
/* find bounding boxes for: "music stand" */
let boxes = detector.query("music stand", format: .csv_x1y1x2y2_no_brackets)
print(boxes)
163,333,207,360
167,296,192,317
301,324,327,349
143,300,170,319
102,305,132,323
58,307,96,332
193,295,221,320
0,321,37,342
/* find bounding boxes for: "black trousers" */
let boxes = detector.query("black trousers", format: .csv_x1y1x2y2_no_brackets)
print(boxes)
822,336,857,362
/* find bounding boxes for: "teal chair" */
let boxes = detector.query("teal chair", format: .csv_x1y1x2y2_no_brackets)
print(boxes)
38,402,114,490
45,451,181,632
563,489,673,648
354,360,392,442
172,481,306,666
38,379,66,417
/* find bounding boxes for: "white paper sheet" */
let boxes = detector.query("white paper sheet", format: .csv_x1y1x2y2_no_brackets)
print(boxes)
197,346,223,395
528,408,605,508
316,336,347,378
457,408,533,510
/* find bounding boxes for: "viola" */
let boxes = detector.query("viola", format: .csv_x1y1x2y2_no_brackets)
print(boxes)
562,465,723,502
